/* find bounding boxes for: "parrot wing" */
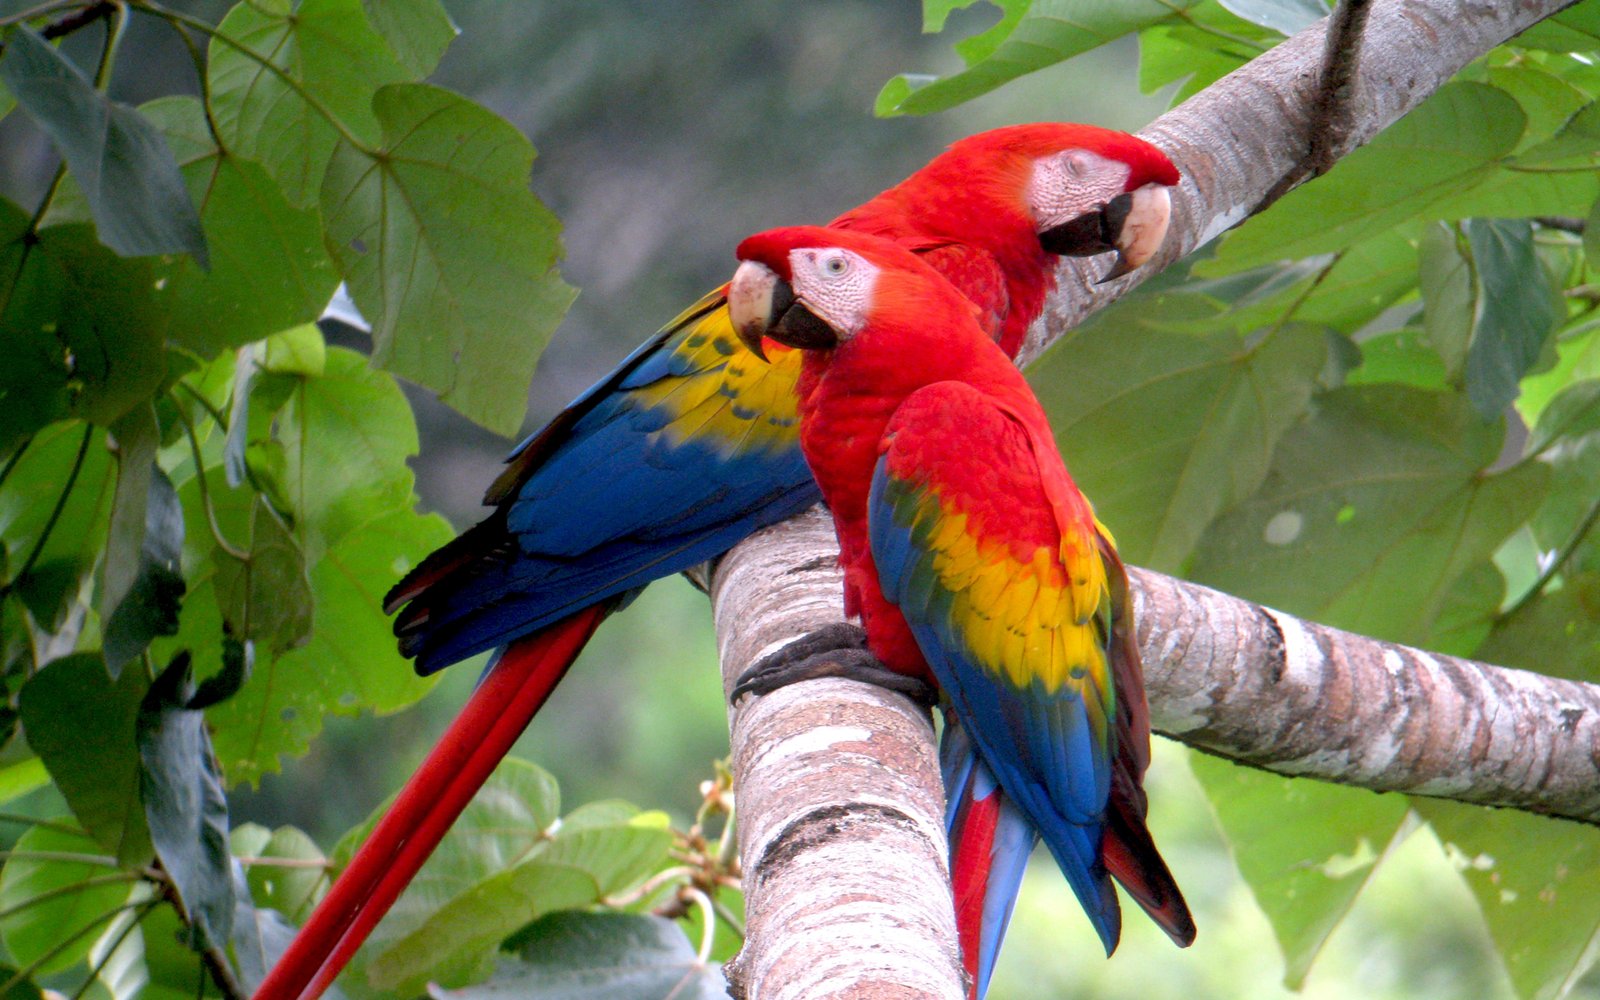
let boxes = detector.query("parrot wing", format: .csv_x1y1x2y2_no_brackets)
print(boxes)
385,287,817,671
867,380,1122,954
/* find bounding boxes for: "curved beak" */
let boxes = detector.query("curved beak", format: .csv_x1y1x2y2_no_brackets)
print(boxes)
1097,182,1171,283
729,259,840,363
729,260,780,362
1038,182,1173,283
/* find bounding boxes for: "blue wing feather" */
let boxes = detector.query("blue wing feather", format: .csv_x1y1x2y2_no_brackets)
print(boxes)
390,293,816,672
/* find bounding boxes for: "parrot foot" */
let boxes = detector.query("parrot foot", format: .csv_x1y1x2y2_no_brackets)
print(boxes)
731,623,937,707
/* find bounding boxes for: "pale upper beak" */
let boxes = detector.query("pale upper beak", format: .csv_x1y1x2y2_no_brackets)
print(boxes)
1098,182,1172,283
729,260,780,362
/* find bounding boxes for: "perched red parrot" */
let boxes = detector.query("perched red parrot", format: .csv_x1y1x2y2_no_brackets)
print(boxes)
257,125,1179,1000
728,226,1193,997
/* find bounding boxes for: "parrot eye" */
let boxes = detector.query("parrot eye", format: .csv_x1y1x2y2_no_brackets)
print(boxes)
1062,150,1092,178
821,253,850,277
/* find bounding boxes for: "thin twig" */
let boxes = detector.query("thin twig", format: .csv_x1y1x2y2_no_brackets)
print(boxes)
0,0,84,33
1499,492,1600,623
0,900,147,996
0,813,82,835
173,401,250,561
0,872,142,923
1537,216,1587,234
72,899,158,1000
39,0,113,40
89,0,123,88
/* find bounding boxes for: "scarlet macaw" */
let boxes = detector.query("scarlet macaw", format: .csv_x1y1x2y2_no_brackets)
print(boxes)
257,124,1179,1000
727,226,1193,997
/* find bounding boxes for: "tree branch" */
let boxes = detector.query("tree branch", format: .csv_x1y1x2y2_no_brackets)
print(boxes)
716,1,1589,996
1131,568,1600,823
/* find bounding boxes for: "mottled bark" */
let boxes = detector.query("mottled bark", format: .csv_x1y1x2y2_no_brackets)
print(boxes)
1131,569,1600,822
716,1,1588,997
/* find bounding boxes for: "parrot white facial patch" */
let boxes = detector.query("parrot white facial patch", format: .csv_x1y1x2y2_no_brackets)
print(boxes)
1028,149,1132,230
787,247,880,340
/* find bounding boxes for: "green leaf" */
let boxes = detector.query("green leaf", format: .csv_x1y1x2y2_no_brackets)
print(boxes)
1479,573,1600,683
1585,195,1600,272
1033,321,1326,572
0,223,166,455
17,654,153,864
136,653,234,949
213,499,314,656
101,405,159,624
1216,0,1325,34
1414,800,1600,1000
444,911,731,1000
1513,99,1600,165
205,506,449,782
1190,386,1549,645
1486,63,1592,152
278,346,419,558
1419,222,1474,380
367,818,675,992
1190,755,1409,988
1428,560,1507,656
207,0,410,207
136,901,212,1000
262,324,327,379
1520,321,1600,426
321,83,576,435
104,462,186,675
0,422,114,631
234,824,328,923
1525,384,1600,583
0,28,206,262
1463,219,1559,418
0,825,135,975
230,858,301,995
1516,4,1600,51
362,0,457,76
1138,6,1272,104
0,759,50,806
334,757,560,942
876,0,1202,116
1188,228,1423,337
137,97,339,358
1211,83,1526,272
1347,329,1449,390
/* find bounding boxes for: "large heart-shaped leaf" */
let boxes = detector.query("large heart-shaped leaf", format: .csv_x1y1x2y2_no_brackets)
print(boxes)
322,84,575,435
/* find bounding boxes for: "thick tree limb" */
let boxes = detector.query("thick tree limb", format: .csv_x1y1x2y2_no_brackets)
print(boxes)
716,1,1588,996
1131,569,1600,822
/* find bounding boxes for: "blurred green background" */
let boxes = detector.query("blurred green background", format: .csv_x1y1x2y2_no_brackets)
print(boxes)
0,2,1573,996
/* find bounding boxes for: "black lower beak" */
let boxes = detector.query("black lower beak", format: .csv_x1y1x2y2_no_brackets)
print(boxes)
1038,192,1134,258
769,293,838,353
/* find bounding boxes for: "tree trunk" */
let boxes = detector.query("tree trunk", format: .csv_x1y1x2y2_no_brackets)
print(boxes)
716,1,1589,997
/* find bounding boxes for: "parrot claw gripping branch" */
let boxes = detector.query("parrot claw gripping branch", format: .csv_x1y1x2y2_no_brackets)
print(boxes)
256,124,1179,1000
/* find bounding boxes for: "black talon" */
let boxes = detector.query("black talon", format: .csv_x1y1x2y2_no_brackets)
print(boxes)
731,623,938,708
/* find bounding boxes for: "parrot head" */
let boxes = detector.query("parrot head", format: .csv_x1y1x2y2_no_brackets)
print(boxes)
730,226,978,361
843,122,1181,281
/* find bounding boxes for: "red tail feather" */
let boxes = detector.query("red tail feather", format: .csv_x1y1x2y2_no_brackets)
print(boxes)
1102,785,1195,948
254,606,608,1000
948,787,1000,996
